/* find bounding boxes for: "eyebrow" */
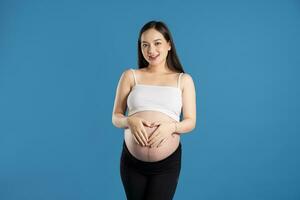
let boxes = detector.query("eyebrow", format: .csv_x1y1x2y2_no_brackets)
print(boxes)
141,39,162,43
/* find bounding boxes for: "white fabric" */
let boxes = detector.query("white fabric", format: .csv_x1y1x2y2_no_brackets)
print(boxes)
127,68,183,122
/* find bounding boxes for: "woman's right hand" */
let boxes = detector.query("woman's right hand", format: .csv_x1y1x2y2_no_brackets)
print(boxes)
127,116,152,146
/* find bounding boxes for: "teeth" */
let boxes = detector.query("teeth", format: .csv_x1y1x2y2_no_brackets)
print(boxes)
149,55,159,59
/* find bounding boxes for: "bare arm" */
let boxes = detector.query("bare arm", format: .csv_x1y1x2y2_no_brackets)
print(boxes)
112,69,151,146
112,69,133,129
174,73,197,134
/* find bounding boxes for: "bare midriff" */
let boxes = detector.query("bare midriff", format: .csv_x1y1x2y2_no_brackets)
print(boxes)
124,111,180,162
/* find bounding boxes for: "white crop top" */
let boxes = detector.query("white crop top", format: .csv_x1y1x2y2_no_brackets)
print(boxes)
127,68,183,122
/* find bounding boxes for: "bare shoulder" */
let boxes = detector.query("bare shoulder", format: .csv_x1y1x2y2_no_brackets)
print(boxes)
182,73,194,82
121,68,134,80
119,68,135,88
181,73,196,91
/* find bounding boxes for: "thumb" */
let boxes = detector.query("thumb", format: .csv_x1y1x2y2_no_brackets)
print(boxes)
151,121,160,126
142,120,152,127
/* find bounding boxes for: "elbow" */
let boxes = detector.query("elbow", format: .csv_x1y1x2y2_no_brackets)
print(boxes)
112,113,124,128
112,114,117,127
190,119,196,131
182,118,196,132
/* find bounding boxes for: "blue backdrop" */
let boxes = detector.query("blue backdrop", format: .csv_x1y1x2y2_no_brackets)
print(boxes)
1,0,299,199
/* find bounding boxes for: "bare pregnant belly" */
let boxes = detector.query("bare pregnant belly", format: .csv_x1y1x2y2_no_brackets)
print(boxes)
124,111,181,162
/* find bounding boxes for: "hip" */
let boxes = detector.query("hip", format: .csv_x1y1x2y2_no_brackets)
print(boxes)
120,140,182,175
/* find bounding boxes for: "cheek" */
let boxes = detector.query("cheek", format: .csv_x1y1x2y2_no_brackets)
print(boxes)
159,48,169,57
158,46,168,53
141,49,147,56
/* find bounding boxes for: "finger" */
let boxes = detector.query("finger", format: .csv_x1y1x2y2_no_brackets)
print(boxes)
134,131,145,146
138,130,148,145
147,121,153,127
157,137,164,147
152,137,163,148
148,130,159,143
157,139,164,148
132,134,140,145
155,121,161,126
137,130,148,146
151,121,160,127
141,127,149,144
139,130,148,146
141,125,148,139
156,138,166,148
149,133,160,147
142,120,152,127
158,137,168,147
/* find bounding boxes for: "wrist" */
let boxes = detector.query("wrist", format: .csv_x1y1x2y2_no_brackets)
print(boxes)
123,117,130,129
172,121,178,133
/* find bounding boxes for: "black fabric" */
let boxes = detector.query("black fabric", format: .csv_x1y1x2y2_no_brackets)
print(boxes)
120,140,182,200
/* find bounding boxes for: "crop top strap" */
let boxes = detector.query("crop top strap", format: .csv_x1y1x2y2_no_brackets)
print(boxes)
177,73,184,88
130,69,137,85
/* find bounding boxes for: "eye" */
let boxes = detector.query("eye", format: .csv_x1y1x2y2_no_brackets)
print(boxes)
155,42,161,45
142,44,148,48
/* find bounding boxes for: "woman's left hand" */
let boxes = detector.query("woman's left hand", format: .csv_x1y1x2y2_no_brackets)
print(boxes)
148,121,175,148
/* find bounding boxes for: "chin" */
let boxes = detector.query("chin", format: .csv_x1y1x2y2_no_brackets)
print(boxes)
149,60,164,65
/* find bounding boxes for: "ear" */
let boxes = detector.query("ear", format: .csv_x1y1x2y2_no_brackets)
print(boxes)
168,41,171,51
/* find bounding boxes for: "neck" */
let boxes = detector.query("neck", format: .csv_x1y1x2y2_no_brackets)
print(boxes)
146,62,171,74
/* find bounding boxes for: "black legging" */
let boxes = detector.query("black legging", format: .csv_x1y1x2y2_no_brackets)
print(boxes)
120,140,182,200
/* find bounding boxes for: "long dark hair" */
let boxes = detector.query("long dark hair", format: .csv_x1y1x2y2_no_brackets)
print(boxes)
137,20,185,73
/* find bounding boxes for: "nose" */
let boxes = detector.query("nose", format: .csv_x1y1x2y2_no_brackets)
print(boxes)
147,44,155,54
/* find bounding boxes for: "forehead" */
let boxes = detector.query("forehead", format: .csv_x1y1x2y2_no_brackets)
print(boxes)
141,28,165,42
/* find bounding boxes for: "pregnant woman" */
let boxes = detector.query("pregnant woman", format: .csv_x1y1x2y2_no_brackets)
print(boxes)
112,20,197,200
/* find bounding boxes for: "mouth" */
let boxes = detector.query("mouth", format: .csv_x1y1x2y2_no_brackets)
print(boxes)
148,54,159,61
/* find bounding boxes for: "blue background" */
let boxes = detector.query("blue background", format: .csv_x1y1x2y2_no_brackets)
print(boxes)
1,0,299,199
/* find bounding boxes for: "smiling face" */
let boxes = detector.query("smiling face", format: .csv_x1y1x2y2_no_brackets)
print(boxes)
140,28,171,66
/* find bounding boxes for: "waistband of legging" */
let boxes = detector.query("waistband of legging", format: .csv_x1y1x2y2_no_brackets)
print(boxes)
122,140,181,167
